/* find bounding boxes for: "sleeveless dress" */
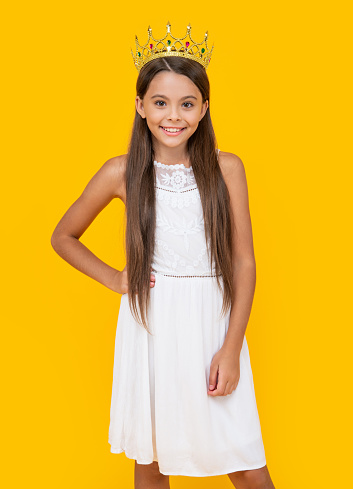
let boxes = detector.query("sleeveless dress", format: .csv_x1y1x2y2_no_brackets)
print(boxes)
108,150,267,477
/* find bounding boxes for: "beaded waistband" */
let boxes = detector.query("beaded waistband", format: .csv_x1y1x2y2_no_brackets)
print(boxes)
151,269,221,278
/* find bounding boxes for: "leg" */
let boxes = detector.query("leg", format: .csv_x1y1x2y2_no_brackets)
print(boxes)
228,465,276,489
134,460,170,489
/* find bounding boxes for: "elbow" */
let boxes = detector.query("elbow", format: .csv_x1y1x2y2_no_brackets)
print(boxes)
51,226,67,253
51,229,60,253
234,258,256,282
234,257,256,270
51,227,78,255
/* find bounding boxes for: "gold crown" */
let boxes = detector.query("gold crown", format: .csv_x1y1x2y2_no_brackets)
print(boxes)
131,21,214,72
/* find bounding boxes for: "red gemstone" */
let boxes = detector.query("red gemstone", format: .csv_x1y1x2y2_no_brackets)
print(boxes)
150,43,153,49
185,41,190,47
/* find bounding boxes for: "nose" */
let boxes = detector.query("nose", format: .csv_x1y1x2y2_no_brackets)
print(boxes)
167,106,182,121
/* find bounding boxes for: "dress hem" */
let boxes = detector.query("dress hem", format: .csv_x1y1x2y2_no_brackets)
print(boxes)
109,445,266,477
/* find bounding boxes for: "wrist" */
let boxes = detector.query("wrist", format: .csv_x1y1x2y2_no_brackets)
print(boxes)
221,340,242,358
109,269,121,293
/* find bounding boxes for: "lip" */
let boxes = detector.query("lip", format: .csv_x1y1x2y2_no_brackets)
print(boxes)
160,126,186,136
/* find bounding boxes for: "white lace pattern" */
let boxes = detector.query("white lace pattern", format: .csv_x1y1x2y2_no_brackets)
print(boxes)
152,150,220,276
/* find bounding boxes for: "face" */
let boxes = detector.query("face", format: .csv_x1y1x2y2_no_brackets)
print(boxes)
135,70,209,152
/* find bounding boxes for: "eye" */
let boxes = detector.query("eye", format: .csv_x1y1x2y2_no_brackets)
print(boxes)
154,100,194,108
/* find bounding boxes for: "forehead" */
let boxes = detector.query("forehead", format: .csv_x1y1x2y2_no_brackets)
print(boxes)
146,71,200,98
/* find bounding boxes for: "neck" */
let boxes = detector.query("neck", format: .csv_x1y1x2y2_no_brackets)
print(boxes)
152,141,190,166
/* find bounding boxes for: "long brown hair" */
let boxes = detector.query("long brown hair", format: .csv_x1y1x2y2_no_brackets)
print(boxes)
125,56,234,334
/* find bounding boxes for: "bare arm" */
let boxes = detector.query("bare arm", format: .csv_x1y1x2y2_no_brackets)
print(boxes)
219,152,257,356
207,152,257,396
50,155,128,294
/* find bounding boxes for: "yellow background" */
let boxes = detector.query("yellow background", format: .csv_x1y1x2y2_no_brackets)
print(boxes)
1,1,352,488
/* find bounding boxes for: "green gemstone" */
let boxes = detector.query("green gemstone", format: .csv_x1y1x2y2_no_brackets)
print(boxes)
138,52,141,57
167,40,171,45
201,48,205,53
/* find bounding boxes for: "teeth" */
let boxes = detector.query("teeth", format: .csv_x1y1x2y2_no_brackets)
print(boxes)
162,127,184,133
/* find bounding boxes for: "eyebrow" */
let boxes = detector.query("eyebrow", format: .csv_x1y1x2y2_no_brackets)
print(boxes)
150,94,198,100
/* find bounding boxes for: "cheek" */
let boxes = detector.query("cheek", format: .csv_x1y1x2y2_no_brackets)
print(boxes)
188,114,202,126
147,110,162,125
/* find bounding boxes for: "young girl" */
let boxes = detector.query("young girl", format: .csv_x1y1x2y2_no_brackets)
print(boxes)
51,22,276,489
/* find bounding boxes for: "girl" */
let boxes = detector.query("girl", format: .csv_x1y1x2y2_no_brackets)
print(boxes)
51,22,276,489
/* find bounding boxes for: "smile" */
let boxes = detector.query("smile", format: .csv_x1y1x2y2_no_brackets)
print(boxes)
160,126,186,136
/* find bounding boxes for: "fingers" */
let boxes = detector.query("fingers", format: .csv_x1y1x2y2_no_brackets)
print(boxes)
150,271,155,288
122,268,156,293
208,366,218,392
208,380,228,396
208,374,225,396
208,373,237,397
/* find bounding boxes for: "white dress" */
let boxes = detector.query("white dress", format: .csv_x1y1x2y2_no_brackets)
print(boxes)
108,150,267,477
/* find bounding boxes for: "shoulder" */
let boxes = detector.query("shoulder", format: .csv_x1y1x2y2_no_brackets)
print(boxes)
99,153,128,200
217,150,250,204
102,153,128,178
217,150,245,179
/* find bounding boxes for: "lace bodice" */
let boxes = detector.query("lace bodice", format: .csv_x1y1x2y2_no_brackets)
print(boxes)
151,151,220,276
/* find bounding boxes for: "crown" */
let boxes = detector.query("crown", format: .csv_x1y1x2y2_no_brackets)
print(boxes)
131,21,214,72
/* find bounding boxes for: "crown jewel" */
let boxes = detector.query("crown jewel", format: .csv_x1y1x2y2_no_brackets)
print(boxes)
131,21,214,72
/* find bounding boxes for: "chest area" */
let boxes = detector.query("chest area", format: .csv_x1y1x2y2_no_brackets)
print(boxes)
154,161,203,219
154,162,205,253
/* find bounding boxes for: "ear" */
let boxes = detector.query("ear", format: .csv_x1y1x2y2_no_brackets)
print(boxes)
199,99,209,121
135,96,146,119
